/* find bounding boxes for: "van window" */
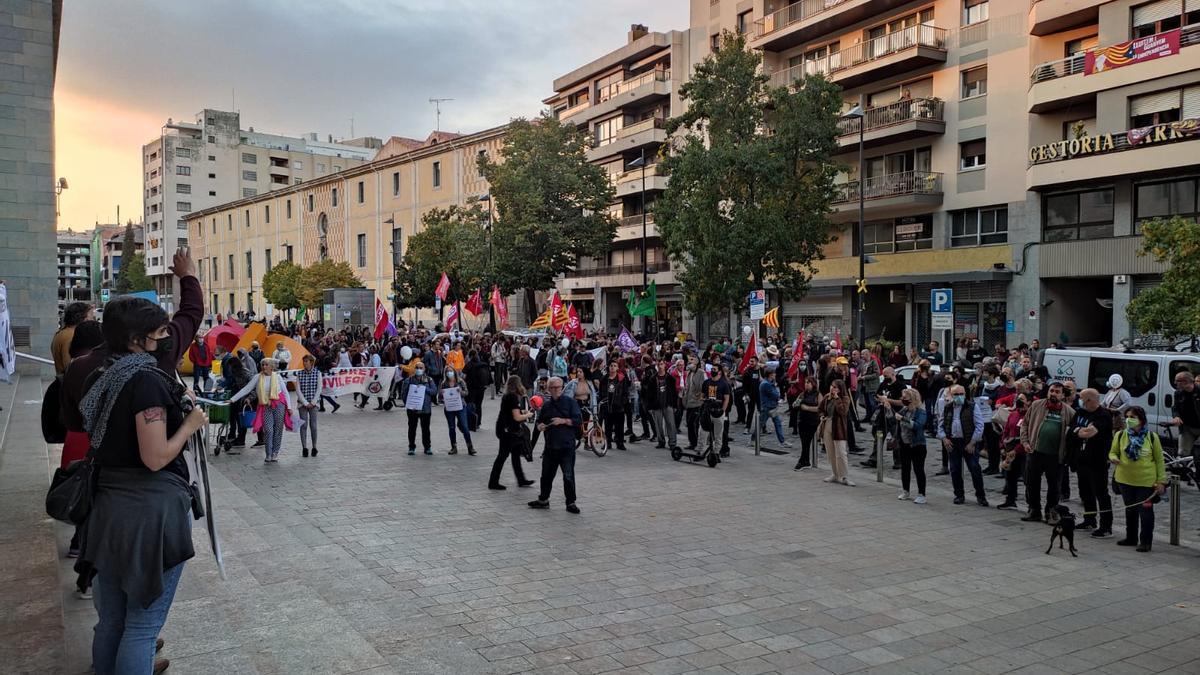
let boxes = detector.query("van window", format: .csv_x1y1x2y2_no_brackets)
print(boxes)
1169,360,1200,382
1089,358,1157,397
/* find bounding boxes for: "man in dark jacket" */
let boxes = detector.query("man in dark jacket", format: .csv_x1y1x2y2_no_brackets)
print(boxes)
647,359,678,449
741,356,761,435
529,377,583,514
514,345,537,392
463,350,491,431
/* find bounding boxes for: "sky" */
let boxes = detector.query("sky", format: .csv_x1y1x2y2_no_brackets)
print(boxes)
53,0,689,231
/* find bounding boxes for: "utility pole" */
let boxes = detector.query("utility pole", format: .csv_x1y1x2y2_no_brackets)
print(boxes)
429,98,454,134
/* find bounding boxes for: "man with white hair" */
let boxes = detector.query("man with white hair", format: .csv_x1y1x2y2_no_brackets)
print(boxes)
529,377,583,514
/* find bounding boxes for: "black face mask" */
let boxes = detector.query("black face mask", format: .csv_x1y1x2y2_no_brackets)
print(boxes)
146,331,172,358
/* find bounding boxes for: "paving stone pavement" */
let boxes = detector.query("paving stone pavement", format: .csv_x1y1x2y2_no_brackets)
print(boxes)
24,392,1200,674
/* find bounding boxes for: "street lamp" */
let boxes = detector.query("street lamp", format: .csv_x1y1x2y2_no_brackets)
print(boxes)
842,103,866,349
54,177,68,217
385,216,400,322
626,149,649,335
478,194,497,333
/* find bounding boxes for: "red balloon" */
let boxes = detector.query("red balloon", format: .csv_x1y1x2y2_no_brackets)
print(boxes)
530,395,544,409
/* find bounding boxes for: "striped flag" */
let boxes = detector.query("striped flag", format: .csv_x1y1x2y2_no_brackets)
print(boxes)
762,306,780,329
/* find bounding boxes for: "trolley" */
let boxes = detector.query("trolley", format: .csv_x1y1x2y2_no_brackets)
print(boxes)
197,393,235,456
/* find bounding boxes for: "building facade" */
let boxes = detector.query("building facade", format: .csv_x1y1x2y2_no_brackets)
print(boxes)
89,224,143,297
142,109,379,311
186,128,527,328
56,230,91,314
545,25,695,335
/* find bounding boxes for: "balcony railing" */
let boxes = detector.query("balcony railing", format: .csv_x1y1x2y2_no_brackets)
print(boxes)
619,213,654,227
558,100,591,120
833,170,943,204
612,163,663,185
1032,24,1200,84
597,69,668,103
617,117,667,139
769,25,947,87
754,0,854,39
837,97,944,136
565,261,670,279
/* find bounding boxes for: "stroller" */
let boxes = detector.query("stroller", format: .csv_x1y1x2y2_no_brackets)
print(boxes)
198,392,234,456
671,398,721,468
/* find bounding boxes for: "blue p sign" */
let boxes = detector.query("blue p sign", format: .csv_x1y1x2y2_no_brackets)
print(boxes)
931,288,952,314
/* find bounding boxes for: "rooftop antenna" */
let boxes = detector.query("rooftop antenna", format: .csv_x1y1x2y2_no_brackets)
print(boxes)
349,116,354,138
429,98,454,134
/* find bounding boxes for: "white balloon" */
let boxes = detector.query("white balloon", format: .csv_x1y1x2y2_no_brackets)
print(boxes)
401,345,413,361
560,338,570,349
742,325,752,335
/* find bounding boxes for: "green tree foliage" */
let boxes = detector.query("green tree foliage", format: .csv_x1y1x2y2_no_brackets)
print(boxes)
1127,216,1200,342
261,260,303,312
114,222,138,294
655,31,842,316
393,205,489,309
480,113,617,310
121,251,154,293
297,260,363,308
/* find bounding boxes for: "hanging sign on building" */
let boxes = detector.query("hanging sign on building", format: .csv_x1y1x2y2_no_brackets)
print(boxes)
1084,29,1180,76
1028,118,1200,163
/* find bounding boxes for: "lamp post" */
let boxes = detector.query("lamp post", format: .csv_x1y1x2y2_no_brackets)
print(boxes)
385,216,400,323
842,104,867,349
54,177,68,217
626,150,649,336
479,193,497,333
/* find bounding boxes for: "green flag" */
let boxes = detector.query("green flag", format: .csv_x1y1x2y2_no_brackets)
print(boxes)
629,280,657,318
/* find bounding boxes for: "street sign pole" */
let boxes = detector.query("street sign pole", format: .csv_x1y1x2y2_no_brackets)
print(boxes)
931,289,953,357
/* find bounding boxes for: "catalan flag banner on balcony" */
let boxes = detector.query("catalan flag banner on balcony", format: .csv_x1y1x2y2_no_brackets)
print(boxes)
762,306,780,329
1084,29,1180,76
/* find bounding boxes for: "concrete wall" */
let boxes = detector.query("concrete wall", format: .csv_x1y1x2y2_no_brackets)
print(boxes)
0,0,58,373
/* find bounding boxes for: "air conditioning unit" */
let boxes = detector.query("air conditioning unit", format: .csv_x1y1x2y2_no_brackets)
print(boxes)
889,289,907,303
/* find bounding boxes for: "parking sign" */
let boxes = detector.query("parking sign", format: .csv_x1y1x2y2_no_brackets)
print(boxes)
931,288,953,330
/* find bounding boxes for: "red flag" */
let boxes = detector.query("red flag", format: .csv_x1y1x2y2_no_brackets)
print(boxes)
550,291,565,330
787,330,805,379
373,298,391,340
738,333,758,374
566,303,584,339
445,301,460,328
832,326,842,352
434,272,451,301
491,285,509,328
465,289,484,315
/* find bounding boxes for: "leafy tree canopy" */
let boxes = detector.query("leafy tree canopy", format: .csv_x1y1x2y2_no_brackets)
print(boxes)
297,260,362,308
394,205,489,309
261,260,303,311
1127,216,1200,342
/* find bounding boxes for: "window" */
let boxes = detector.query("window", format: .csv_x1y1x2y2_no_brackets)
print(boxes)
242,188,257,198
243,170,257,181
285,244,293,262
176,183,191,194
861,222,895,254
176,165,191,176
264,204,270,223
357,233,367,267
1135,177,1199,231
293,160,303,170
392,171,401,196
960,140,986,170
227,254,234,279
1065,36,1098,57
357,180,365,203
177,219,188,230
308,195,314,212
476,151,487,178
211,218,216,234
594,116,624,147
333,165,342,172
228,214,233,230
1129,88,1192,128
710,33,720,52
1089,358,1157,398
963,0,988,26
175,147,190,159
211,258,218,281
242,152,257,164
1043,188,1115,241
209,190,216,196
951,206,1009,247
331,187,339,207
286,199,292,218
207,135,215,143
736,11,751,35
176,201,191,212
432,161,442,188
855,216,933,254
1132,0,1184,38
229,293,235,314
961,66,987,99
245,251,253,280
207,155,215,161
317,163,326,173
207,172,215,179
265,248,272,271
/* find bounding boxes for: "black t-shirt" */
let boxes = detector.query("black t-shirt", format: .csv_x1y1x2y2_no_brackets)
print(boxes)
497,392,524,437
702,377,731,410
1073,407,1114,457
96,371,188,480
876,377,906,405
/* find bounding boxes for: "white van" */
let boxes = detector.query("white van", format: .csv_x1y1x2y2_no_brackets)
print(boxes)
1041,348,1200,429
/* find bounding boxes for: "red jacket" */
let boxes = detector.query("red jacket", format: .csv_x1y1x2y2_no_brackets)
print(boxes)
189,340,213,367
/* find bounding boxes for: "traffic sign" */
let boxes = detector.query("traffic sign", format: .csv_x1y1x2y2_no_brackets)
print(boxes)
748,289,765,321
931,288,953,331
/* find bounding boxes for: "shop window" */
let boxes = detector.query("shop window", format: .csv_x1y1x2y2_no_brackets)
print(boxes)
1043,188,1114,241
951,206,1008,247
1135,177,1199,232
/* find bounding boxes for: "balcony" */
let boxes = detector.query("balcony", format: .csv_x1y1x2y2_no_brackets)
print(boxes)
836,98,944,151
587,118,667,162
768,25,947,91
1026,119,1200,189
615,173,668,199
1029,25,1200,113
830,170,943,222
1029,0,1106,37
597,69,668,103
561,261,672,289
615,215,658,242
752,0,914,52
558,100,591,123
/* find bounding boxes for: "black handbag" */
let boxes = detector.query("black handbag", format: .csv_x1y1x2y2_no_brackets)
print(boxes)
46,454,97,525
41,377,66,443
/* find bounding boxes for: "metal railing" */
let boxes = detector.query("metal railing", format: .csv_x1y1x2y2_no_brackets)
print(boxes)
612,163,663,185
1032,24,1200,84
617,117,667,139
754,0,854,39
832,170,943,204
769,25,947,87
619,213,654,227
565,261,670,279
837,97,944,136
597,70,668,103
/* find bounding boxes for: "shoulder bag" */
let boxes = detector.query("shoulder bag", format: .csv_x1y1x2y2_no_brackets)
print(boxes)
46,452,97,525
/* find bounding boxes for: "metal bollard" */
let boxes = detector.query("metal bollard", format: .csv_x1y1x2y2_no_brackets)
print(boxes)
753,409,760,457
875,431,885,483
1170,475,1181,546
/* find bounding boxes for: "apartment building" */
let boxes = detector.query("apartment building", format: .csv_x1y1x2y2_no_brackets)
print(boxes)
1026,0,1199,347
186,128,520,328
142,109,380,311
544,25,694,334
89,224,143,295
57,230,93,313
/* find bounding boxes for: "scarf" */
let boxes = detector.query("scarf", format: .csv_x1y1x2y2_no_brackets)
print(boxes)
256,372,282,406
1125,427,1148,461
80,352,159,450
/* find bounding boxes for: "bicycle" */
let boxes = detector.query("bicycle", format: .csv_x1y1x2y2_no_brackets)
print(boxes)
1157,422,1198,490
578,401,608,457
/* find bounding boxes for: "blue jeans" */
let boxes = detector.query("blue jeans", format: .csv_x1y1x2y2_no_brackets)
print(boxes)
444,407,472,448
753,408,787,444
93,562,184,675
948,437,986,501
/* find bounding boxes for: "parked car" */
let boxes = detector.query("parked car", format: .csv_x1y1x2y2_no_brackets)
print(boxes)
1041,347,1200,430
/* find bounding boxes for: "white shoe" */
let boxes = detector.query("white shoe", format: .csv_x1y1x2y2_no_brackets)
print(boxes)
76,588,92,600
898,491,910,500
823,475,837,483
913,495,927,504
842,477,856,487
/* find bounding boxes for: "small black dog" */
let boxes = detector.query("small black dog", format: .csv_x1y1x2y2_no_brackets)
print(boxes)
1046,505,1078,557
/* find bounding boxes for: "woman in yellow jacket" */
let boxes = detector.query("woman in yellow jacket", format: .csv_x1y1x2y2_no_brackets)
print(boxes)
1108,406,1166,552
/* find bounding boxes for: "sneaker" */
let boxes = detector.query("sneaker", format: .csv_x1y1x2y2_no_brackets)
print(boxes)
977,498,989,507
312,447,318,456
1021,512,1044,522
488,483,507,490
424,448,433,455
934,469,950,476
823,475,837,483
153,658,170,675
898,491,910,501
67,547,79,559
1079,520,1097,532
302,448,309,458
953,496,966,505
518,480,536,487
782,441,793,448
793,464,810,472
76,588,92,600
1136,543,1152,553
408,448,415,456
467,447,476,456
913,495,927,505
448,447,458,455
841,477,856,487
565,504,580,514
996,502,1018,510
1117,538,1136,546
528,499,550,510
1091,529,1113,539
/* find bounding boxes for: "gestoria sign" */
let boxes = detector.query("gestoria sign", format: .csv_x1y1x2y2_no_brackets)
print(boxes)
1084,29,1180,76
1029,119,1200,164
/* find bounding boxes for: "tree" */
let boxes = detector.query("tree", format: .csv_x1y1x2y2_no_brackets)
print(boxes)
480,112,617,311
114,222,137,294
655,31,842,317
120,252,154,293
261,260,303,313
297,260,362,308
1127,216,1200,343
393,205,489,310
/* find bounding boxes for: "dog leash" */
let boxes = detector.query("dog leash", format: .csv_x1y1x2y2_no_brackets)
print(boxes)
1076,496,1158,517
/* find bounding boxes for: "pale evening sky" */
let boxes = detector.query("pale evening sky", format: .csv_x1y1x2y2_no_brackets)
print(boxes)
53,0,689,231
